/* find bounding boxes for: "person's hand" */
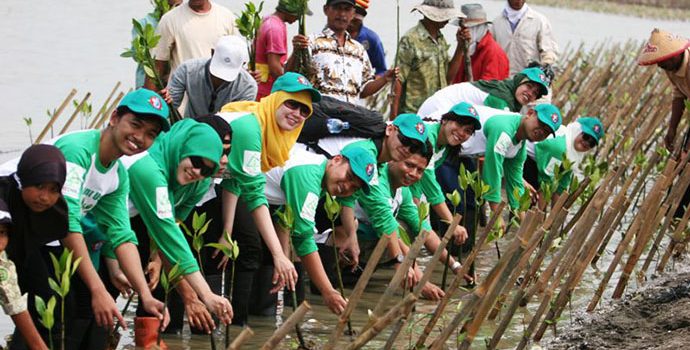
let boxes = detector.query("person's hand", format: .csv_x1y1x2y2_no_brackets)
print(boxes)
384,67,400,83
292,35,309,50
140,294,169,330
184,297,215,333
338,235,360,272
456,27,471,43
665,129,676,152
395,263,420,289
146,258,161,291
250,70,262,83
453,225,469,245
421,282,445,301
270,253,297,293
211,234,233,270
159,88,172,104
322,288,347,315
523,180,539,206
92,288,126,329
108,267,133,298
200,293,233,325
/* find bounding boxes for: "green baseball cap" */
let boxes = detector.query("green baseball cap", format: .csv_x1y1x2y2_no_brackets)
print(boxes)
578,117,604,145
534,104,562,136
341,146,377,195
392,113,429,147
448,102,482,130
520,67,550,97
271,72,322,102
118,88,171,131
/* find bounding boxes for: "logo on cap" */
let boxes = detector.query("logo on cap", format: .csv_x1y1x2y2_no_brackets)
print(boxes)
224,57,231,63
539,73,546,81
366,163,374,177
593,124,601,134
468,106,477,116
297,76,309,86
551,113,558,124
642,43,658,54
149,96,162,110
415,122,425,134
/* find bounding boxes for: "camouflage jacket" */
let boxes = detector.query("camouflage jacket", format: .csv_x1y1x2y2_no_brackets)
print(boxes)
397,21,451,114
0,251,27,316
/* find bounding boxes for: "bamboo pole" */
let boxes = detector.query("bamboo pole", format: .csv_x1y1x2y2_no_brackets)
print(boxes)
35,88,77,144
324,235,391,350
89,81,121,129
58,92,91,135
94,92,125,129
657,201,690,272
227,327,254,350
260,302,310,350
346,294,417,350
413,202,506,349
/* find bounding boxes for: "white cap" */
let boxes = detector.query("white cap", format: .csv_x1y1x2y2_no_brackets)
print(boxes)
209,35,249,82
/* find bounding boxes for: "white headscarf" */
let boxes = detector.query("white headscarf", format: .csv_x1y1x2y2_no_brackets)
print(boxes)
468,24,490,56
503,2,529,27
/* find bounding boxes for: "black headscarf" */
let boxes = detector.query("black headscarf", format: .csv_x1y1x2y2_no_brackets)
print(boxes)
16,144,67,190
194,115,232,145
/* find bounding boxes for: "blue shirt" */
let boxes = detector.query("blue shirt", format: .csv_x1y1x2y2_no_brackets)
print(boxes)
356,25,387,76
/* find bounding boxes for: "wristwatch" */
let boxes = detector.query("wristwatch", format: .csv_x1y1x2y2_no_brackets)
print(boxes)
451,261,462,273
395,254,405,264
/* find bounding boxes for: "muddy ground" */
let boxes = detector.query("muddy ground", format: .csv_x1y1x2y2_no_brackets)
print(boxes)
546,271,690,350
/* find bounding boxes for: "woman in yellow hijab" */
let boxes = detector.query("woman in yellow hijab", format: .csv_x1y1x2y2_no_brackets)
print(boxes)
216,72,321,323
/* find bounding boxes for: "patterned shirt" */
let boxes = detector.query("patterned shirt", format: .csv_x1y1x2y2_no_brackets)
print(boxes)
309,28,375,104
0,251,26,316
397,21,451,114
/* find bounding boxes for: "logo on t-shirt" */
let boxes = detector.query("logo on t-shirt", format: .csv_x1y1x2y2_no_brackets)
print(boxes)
300,192,319,222
149,96,162,110
63,162,86,199
494,132,513,157
242,150,262,176
156,187,173,219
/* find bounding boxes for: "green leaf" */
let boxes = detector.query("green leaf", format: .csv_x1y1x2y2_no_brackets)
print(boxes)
193,235,204,254
446,189,461,208
179,221,193,237
143,65,157,79
198,218,212,235
398,225,412,246
35,296,46,314
48,278,61,297
49,252,61,278
192,211,201,231
324,195,341,222
232,240,240,259
205,243,232,257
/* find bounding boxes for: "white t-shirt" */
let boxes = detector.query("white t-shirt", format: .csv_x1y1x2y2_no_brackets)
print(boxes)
417,83,490,120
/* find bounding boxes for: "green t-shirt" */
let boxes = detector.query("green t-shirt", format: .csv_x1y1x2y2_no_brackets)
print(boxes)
410,122,448,205
533,135,571,193
54,129,137,252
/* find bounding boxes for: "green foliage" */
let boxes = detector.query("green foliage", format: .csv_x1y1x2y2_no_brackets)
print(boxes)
446,189,461,210
417,201,430,232
160,262,184,294
23,116,33,144
398,224,412,246
634,150,647,168
122,19,164,89
180,211,212,274
48,250,82,299
457,163,471,191
486,215,505,243
235,1,264,70
275,205,295,231
35,295,56,331
73,99,93,128
324,195,341,223
150,0,175,22
205,231,240,261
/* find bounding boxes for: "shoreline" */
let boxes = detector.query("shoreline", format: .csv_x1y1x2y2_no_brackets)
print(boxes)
527,0,690,22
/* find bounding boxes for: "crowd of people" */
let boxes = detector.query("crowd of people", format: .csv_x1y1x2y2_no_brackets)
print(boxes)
2,0,688,349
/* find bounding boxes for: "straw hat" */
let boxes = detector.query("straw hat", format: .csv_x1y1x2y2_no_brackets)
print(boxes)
638,28,690,66
412,0,465,23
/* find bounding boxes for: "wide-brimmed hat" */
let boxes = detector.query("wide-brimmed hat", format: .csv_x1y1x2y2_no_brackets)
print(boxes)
412,0,465,23
460,3,490,27
638,28,690,66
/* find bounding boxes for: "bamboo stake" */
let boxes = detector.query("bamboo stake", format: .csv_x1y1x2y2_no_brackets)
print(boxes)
94,92,125,129
89,81,121,129
324,235,391,350
414,202,506,349
58,92,91,135
35,88,77,144
346,294,417,350
260,301,310,350
657,201,690,272
227,327,254,350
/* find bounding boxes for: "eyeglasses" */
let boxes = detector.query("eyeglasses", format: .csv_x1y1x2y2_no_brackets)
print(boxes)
396,128,424,153
283,100,310,118
582,134,597,148
189,156,215,177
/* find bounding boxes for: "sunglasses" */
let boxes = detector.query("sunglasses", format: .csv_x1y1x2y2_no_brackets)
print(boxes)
283,100,310,118
396,129,424,153
582,134,597,148
189,156,215,177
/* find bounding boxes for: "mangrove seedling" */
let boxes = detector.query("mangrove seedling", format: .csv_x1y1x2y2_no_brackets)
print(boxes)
23,117,33,144
274,205,309,348
73,99,93,129
158,263,184,346
35,295,56,350
48,249,82,350
235,1,264,71
46,108,56,139
149,0,175,22
205,230,239,348
288,0,317,80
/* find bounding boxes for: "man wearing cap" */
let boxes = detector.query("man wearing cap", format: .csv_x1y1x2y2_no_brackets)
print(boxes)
448,3,509,84
347,0,388,76
255,0,311,100
164,35,258,118
287,0,398,105
262,146,375,315
53,89,170,339
639,28,690,217
146,0,236,90
396,0,465,114
460,103,562,214
524,117,604,209
491,0,558,75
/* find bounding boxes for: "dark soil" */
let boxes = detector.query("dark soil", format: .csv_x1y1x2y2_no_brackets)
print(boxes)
547,272,690,350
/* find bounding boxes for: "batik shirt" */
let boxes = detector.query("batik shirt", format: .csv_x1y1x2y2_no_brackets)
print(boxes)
308,27,375,105
0,251,26,316
397,21,451,113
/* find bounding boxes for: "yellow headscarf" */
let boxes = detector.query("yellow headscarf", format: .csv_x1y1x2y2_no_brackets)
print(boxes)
221,90,313,172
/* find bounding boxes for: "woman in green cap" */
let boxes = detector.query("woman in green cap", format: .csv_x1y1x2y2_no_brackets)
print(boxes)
214,72,321,324
524,117,605,208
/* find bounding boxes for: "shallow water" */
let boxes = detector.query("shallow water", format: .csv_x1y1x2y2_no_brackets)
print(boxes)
0,0,688,348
